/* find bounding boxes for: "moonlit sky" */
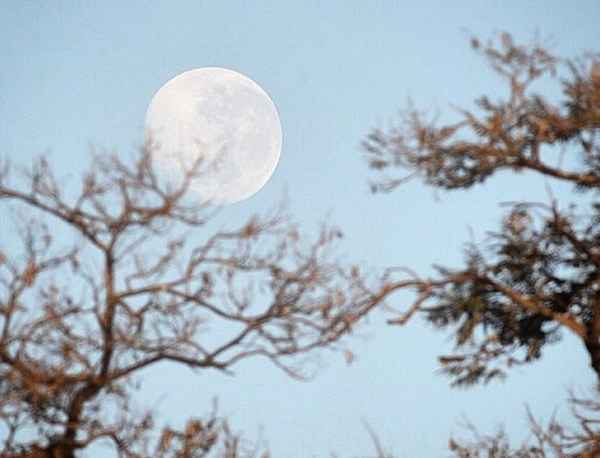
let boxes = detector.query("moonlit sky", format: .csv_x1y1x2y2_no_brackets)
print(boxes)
1,2,600,456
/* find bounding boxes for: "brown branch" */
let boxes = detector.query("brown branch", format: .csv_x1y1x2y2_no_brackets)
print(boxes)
482,275,587,338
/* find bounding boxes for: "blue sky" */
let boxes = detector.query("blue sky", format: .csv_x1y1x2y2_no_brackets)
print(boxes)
1,2,600,456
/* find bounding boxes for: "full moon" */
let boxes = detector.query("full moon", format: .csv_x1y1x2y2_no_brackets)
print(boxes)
145,67,282,204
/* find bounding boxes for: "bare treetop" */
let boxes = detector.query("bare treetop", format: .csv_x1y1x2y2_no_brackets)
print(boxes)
0,145,382,457
363,33,600,193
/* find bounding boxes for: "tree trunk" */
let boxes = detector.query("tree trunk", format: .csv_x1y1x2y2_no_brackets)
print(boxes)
5,444,75,458
585,301,600,385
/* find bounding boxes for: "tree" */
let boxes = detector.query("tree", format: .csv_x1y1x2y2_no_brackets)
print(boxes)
361,33,600,455
447,394,600,457
0,147,380,457
363,32,600,386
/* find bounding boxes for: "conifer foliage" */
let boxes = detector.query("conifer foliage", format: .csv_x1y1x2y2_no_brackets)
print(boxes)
363,33,600,387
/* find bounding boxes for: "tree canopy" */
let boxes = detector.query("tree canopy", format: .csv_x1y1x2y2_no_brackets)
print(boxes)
0,148,382,457
363,33,600,387
359,33,600,456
